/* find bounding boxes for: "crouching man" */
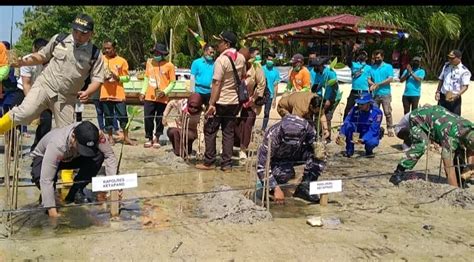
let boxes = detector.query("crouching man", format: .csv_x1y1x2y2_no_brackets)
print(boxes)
256,114,325,204
390,105,473,187
336,93,384,158
30,121,117,217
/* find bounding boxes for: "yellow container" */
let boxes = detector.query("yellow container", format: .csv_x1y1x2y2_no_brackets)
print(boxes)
60,169,74,183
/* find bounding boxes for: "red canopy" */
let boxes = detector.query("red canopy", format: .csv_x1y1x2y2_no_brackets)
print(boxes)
245,14,406,41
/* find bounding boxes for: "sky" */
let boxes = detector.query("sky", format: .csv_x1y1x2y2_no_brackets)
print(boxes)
0,6,30,44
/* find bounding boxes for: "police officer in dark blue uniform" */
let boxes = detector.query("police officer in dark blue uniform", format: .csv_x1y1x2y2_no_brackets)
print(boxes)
337,93,383,158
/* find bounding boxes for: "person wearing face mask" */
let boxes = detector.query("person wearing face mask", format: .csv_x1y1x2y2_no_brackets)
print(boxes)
343,50,372,120
336,93,383,158
162,93,204,158
195,31,246,172
399,56,426,114
0,13,105,135
261,51,281,131
191,44,215,107
286,53,311,92
436,49,471,116
368,49,395,137
140,43,176,149
310,57,340,142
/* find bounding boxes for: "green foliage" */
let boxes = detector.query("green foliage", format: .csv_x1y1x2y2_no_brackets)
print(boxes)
172,52,193,68
13,5,474,77
15,6,86,56
125,106,142,131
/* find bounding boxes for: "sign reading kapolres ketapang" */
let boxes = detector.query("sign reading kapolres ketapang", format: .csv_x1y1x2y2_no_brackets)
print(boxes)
92,173,138,192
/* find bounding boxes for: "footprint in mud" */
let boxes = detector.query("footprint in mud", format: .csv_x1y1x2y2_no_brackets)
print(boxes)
356,246,395,259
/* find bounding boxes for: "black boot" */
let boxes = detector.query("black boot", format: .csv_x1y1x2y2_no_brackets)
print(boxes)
389,165,405,186
65,184,90,204
293,173,320,203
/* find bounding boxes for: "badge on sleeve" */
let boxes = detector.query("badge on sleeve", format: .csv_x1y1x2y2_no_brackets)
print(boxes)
377,114,382,122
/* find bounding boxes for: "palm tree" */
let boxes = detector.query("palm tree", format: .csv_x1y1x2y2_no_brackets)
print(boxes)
359,7,462,78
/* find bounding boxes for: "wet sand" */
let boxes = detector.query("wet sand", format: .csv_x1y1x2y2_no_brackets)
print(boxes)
1,81,473,260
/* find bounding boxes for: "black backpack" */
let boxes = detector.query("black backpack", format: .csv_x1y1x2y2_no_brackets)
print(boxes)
53,33,100,91
254,80,270,106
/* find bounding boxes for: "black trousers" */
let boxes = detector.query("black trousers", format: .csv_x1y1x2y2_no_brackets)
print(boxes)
402,96,420,114
31,152,105,198
343,90,369,120
197,92,211,108
103,101,129,132
143,101,167,140
204,104,240,168
31,110,52,152
439,93,462,116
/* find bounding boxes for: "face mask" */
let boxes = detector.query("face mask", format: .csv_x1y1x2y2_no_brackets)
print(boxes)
204,55,214,61
154,55,163,62
293,65,301,72
374,60,382,65
266,60,274,67
357,55,367,63
255,55,262,62
412,62,420,68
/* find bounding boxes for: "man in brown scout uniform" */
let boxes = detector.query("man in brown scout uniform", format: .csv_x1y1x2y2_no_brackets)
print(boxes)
0,13,104,133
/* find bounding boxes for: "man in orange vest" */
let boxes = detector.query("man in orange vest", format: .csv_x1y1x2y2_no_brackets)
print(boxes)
100,40,136,146
139,43,176,148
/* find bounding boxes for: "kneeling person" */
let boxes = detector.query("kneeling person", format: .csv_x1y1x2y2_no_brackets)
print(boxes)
391,105,473,187
257,114,326,204
337,93,383,158
31,121,117,217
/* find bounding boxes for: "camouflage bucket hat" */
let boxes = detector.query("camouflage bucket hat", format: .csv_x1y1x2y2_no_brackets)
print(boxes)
460,130,474,151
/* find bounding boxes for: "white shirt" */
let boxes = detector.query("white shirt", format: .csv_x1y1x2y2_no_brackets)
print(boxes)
394,112,410,136
16,54,44,90
438,62,471,95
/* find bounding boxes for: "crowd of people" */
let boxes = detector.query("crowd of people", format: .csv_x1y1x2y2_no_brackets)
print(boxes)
0,13,473,216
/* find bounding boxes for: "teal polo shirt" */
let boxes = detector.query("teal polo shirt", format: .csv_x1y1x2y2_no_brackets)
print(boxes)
351,61,372,91
309,67,317,87
312,66,339,100
401,68,425,97
262,65,280,98
370,62,394,96
191,57,214,95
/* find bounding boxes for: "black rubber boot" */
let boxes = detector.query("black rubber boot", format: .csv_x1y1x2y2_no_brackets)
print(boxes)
389,165,405,186
64,184,90,204
293,173,320,203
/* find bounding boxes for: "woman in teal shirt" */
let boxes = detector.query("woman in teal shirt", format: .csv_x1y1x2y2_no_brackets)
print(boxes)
399,56,425,114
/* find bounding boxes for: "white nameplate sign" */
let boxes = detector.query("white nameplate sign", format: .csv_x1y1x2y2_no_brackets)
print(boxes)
309,180,342,195
92,173,138,192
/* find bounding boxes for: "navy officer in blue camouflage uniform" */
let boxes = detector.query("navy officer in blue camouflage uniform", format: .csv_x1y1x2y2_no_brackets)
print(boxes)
336,93,384,158
256,114,325,204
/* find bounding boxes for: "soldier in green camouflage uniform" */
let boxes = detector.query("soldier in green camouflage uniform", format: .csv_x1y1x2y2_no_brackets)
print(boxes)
390,105,474,187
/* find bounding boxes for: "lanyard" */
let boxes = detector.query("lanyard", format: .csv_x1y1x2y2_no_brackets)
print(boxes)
150,61,163,88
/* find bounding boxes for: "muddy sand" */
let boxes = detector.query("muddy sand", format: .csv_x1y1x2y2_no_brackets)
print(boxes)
1,81,473,260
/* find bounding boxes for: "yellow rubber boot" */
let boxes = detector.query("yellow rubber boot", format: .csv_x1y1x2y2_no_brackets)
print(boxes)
59,169,74,200
0,112,14,135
